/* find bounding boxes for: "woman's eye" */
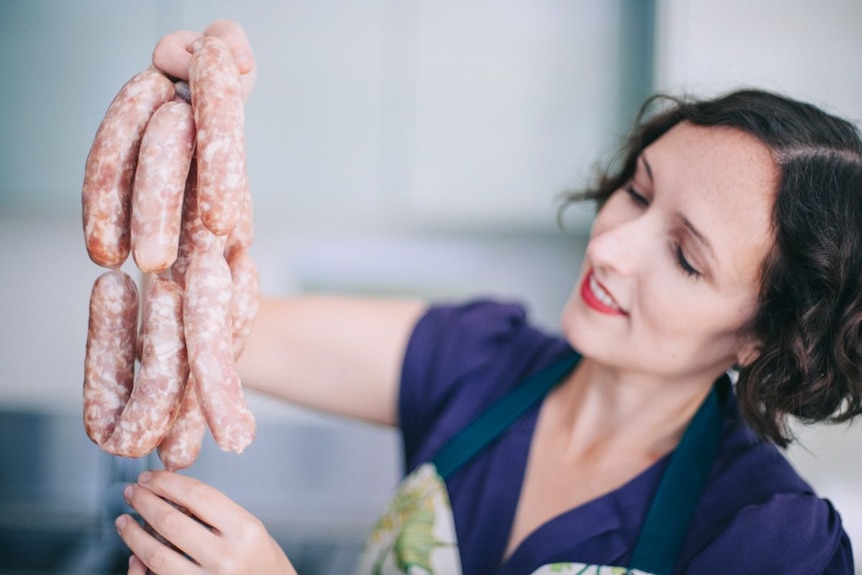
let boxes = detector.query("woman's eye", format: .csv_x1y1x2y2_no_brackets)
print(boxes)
625,185,649,206
675,244,702,278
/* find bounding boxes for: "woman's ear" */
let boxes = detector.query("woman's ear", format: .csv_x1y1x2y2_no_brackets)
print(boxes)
736,337,761,368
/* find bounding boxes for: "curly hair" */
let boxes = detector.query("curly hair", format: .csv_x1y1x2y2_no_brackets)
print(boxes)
561,89,862,447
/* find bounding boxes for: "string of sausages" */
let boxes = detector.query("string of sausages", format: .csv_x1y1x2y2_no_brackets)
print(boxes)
82,36,258,471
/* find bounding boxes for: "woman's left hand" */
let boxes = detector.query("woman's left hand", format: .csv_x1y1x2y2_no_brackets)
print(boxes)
116,469,297,575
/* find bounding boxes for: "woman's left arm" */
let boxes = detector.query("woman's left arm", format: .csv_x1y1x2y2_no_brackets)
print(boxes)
116,469,297,575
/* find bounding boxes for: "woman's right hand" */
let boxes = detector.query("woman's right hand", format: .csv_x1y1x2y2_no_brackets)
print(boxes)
151,19,257,101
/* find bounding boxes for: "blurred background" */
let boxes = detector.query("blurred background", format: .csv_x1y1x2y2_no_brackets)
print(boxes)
1,0,860,573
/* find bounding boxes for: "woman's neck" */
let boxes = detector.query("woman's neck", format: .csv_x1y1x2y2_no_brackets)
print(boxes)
547,358,719,461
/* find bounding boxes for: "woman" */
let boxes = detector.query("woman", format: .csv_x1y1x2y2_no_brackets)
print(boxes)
115,20,861,574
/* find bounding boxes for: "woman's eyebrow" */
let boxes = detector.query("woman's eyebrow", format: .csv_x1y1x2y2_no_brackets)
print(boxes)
680,214,717,263
641,154,654,182
643,152,717,264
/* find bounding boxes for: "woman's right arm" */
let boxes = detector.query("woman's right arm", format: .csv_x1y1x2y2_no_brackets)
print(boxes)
237,295,427,427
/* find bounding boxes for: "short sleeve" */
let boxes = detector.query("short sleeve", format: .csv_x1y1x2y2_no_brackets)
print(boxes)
397,299,570,474
681,493,854,574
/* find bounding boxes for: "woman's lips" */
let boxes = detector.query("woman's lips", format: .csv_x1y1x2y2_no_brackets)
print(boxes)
580,271,627,316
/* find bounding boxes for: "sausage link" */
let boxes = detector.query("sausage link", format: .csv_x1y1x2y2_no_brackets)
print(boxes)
102,277,188,457
171,160,226,289
184,247,255,453
226,247,260,359
224,182,254,261
189,35,246,236
83,70,175,268
84,271,139,446
157,374,206,471
131,100,196,273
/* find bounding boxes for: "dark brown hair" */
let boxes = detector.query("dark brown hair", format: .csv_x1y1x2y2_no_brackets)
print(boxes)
562,89,862,447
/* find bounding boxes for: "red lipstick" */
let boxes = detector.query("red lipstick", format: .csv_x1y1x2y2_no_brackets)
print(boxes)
580,271,627,316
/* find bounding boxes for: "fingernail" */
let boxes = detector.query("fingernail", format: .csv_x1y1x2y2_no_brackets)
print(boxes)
138,470,152,485
235,52,253,72
115,515,128,532
123,484,134,503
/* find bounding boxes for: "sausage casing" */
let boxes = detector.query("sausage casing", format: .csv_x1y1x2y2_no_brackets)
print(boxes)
84,270,139,446
103,277,188,457
224,182,254,261
226,247,260,359
83,70,175,268
157,374,207,471
189,36,246,237
131,100,196,273
184,247,255,453
172,160,226,289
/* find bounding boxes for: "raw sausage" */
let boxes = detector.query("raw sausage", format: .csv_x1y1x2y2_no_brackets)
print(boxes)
226,247,260,359
157,375,206,471
171,160,226,289
83,271,139,446
84,35,259,467
224,182,254,261
189,36,246,236
184,247,256,453
83,70,175,268
102,278,188,457
131,100,196,273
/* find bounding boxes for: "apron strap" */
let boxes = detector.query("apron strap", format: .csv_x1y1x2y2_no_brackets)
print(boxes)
430,349,727,575
628,375,728,575
432,352,581,479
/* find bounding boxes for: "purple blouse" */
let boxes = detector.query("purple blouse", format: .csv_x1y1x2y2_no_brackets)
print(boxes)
397,299,854,575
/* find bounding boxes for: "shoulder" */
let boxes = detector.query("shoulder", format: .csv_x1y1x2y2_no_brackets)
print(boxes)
677,397,854,574
400,298,562,396
403,299,533,368
681,492,853,574
398,298,571,470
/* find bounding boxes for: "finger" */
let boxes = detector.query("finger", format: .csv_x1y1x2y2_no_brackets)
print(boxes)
137,470,253,539
127,554,148,575
202,20,257,101
115,513,203,575
124,482,216,562
152,30,200,81
203,20,255,75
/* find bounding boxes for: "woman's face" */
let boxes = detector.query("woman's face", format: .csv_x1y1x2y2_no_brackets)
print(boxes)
562,122,777,383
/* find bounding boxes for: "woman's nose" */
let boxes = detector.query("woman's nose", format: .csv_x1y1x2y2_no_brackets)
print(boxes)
586,216,649,277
